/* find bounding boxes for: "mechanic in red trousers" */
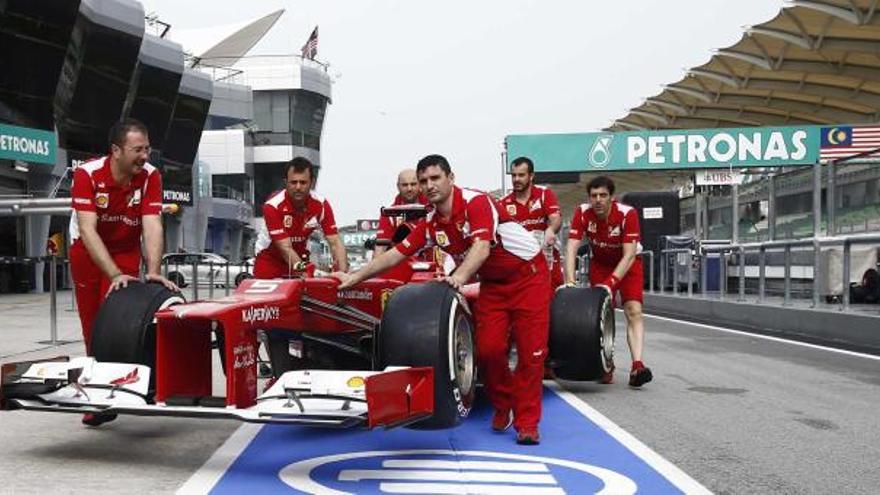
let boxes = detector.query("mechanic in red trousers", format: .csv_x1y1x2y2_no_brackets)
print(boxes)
373,168,429,257
564,175,653,387
334,154,549,445
253,157,348,277
69,118,178,426
500,156,563,289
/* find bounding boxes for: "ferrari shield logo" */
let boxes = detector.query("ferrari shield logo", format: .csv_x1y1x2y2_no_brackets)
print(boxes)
506,204,517,215
95,192,109,209
435,231,450,247
380,288,394,312
587,221,597,234
283,215,293,228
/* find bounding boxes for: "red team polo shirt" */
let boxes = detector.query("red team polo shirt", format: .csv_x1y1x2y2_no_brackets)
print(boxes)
255,190,339,263
395,186,540,282
376,193,430,242
499,185,560,233
568,200,641,267
69,156,163,253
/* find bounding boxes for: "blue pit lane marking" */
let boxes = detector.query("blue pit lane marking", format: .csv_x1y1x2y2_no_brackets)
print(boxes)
190,385,709,494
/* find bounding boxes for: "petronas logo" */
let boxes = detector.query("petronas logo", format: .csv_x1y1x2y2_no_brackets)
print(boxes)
588,134,614,168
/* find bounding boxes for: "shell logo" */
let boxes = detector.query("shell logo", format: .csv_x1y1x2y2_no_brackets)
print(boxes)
95,193,109,209
346,376,365,388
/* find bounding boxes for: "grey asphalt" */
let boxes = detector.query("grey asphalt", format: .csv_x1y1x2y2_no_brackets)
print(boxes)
0,290,878,494
561,311,880,495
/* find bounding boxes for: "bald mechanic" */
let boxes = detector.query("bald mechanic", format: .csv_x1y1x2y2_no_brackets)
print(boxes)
69,118,178,427
564,175,652,387
374,169,428,256
334,154,549,445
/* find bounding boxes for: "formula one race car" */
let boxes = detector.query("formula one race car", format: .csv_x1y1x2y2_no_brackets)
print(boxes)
1,206,615,430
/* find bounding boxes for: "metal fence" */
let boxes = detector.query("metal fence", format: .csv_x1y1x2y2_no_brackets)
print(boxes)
658,233,880,311
160,258,254,301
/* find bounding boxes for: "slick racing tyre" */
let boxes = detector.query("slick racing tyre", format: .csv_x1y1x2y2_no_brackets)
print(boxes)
234,272,252,287
376,282,476,429
549,286,615,380
91,282,185,386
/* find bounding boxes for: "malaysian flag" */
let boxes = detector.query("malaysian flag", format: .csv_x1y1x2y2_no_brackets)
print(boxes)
820,126,880,162
301,26,318,60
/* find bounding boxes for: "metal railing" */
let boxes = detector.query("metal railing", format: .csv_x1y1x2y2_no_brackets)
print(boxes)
161,258,253,300
659,233,880,311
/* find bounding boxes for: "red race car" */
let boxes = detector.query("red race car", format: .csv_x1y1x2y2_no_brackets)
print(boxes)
1,205,614,430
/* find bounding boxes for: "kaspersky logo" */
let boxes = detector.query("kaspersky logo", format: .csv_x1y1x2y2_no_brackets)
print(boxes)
280,449,637,494
588,134,614,168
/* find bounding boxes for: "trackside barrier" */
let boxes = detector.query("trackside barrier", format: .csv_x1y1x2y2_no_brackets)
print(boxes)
661,233,880,311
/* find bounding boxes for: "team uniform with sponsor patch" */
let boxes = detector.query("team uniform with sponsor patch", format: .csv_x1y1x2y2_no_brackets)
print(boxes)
69,156,163,354
500,185,563,289
396,186,549,431
568,200,643,303
254,190,339,278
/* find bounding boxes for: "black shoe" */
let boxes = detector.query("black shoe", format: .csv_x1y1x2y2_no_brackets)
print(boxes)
629,366,653,387
82,412,117,427
516,427,540,445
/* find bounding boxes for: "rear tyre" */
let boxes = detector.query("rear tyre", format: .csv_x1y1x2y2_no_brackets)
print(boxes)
549,286,615,380
376,282,476,429
91,282,185,387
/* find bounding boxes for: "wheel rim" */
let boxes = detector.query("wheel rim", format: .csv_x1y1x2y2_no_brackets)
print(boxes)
453,313,475,396
599,298,615,372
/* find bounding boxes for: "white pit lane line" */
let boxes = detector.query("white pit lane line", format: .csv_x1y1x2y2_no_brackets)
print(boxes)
640,312,880,362
177,423,263,495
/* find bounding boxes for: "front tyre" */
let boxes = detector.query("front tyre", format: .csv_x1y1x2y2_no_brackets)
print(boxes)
376,282,476,429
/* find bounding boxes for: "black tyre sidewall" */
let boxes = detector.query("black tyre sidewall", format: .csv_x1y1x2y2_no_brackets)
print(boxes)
549,287,614,380
376,282,475,429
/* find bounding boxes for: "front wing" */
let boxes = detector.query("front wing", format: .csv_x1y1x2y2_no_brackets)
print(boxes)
1,357,433,429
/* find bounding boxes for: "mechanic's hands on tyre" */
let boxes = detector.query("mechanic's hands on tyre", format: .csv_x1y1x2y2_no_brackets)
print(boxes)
107,273,138,294
332,271,354,289
145,273,181,292
600,274,621,292
557,281,577,292
441,274,466,292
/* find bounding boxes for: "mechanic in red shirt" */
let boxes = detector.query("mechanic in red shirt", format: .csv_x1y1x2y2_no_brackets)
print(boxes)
334,154,549,445
500,156,563,288
253,157,348,278
374,168,429,257
69,118,178,426
564,175,652,387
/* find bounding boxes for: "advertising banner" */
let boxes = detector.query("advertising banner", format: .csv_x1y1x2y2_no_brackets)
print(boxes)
0,123,56,165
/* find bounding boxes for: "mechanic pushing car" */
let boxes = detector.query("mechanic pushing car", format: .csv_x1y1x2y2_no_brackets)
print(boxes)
564,175,653,388
253,157,348,277
334,154,549,445
500,156,563,289
68,118,179,426
373,168,429,256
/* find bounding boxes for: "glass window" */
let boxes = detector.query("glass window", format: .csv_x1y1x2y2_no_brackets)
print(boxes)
271,91,290,133
253,92,272,132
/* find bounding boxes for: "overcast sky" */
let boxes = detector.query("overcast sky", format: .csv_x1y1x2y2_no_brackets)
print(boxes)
143,0,784,224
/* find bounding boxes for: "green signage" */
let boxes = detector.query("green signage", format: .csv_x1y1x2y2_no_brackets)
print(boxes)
506,126,820,172
0,123,56,165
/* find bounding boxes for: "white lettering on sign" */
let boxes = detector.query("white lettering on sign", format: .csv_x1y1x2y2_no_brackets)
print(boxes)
628,130,809,166
0,135,50,156
241,305,281,324
164,190,192,203
643,207,663,219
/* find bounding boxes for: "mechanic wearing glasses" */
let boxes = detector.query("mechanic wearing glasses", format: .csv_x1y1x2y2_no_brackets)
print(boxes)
334,154,549,445
69,118,178,426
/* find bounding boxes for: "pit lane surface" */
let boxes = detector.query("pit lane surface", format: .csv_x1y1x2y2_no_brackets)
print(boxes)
1,311,878,493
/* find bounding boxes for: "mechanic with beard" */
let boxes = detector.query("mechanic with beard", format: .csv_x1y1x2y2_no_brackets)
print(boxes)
564,175,652,388
254,157,348,378
500,156,563,288
334,154,549,445
374,168,429,256
69,118,178,426
253,157,348,278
